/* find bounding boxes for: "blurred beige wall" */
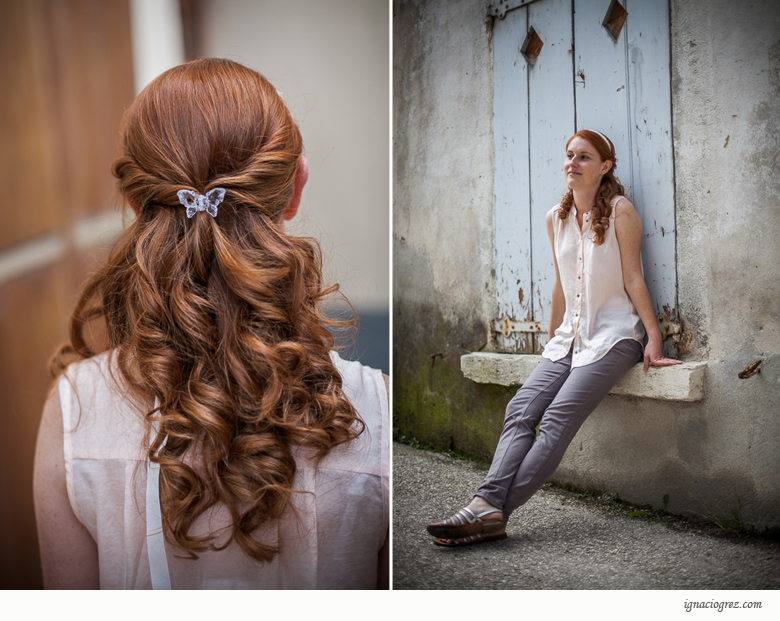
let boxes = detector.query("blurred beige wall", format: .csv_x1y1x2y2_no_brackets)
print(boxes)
202,0,389,312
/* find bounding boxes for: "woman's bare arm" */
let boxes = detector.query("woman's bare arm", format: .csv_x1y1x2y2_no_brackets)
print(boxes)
376,372,390,589
33,384,100,589
613,198,682,371
546,210,565,340
377,528,389,589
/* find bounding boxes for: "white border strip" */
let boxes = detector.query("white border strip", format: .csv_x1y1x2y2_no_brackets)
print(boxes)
73,210,128,251
0,208,130,287
0,235,67,287
129,0,185,94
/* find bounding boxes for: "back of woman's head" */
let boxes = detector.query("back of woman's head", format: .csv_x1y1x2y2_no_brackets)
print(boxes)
115,57,300,222
559,129,626,244
57,58,361,563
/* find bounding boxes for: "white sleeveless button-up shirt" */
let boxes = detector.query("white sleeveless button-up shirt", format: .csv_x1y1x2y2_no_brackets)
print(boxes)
542,196,645,368
59,350,389,589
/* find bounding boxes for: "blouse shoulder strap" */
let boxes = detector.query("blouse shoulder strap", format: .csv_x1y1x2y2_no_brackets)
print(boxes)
147,401,171,590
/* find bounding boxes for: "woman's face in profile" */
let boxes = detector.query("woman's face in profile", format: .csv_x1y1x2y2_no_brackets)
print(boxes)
564,136,607,190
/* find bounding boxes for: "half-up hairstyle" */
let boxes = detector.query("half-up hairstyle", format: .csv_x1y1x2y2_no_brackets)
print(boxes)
52,58,362,562
558,129,626,245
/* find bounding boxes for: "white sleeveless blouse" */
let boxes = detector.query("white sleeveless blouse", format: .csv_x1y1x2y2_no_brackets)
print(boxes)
542,196,645,367
59,350,388,589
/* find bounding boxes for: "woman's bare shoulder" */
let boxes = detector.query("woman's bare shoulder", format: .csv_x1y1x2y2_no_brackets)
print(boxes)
613,197,643,239
613,196,638,219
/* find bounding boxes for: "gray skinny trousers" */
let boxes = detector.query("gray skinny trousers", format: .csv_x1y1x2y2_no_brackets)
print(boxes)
475,338,643,521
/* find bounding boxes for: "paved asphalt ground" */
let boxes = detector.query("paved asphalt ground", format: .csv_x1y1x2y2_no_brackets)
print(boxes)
393,442,780,591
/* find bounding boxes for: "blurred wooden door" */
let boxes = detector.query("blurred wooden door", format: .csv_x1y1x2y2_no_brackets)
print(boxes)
0,0,134,588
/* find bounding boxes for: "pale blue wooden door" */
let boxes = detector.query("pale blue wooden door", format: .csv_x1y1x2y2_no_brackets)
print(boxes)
493,0,676,354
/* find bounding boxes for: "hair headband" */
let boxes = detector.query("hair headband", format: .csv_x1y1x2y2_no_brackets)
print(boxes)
590,130,614,156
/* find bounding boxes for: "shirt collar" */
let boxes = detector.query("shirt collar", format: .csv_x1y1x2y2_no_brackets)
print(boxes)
572,205,592,221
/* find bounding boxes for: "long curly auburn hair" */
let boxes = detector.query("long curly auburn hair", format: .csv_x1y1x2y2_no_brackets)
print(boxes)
51,58,363,562
558,129,626,245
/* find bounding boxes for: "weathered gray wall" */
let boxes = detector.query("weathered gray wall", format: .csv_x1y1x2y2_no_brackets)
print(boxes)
393,0,780,530
394,0,512,457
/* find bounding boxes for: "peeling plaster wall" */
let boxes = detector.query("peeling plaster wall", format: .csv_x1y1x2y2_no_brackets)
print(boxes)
393,0,780,530
394,0,494,324
394,0,509,458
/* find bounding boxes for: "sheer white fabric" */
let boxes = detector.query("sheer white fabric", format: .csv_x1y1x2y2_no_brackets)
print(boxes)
59,350,388,589
542,196,645,367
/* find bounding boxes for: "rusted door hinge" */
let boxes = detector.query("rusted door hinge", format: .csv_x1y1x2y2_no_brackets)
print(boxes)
487,0,544,20
657,313,682,342
494,315,549,338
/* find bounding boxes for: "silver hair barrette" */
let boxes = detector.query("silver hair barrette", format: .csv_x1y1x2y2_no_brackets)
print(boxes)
177,188,226,218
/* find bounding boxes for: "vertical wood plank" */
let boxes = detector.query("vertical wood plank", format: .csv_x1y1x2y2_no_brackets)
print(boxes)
626,0,677,318
0,0,134,588
37,0,134,221
528,0,575,353
0,262,70,588
493,8,532,353
0,0,58,250
573,0,633,196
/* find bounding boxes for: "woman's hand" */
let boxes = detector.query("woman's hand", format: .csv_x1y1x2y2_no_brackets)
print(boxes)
643,337,683,372
613,201,684,373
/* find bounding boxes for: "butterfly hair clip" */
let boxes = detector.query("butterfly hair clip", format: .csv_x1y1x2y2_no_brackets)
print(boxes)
176,188,226,218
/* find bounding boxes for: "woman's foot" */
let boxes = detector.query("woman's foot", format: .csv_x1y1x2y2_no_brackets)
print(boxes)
427,499,505,539
466,496,502,517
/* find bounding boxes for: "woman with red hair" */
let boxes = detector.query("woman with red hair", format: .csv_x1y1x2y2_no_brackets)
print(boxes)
34,58,388,588
428,130,679,547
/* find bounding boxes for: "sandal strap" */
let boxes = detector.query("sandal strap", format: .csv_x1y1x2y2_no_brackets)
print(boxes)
459,530,502,544
474,509,503,520
444,507,475,526
443,507,503,527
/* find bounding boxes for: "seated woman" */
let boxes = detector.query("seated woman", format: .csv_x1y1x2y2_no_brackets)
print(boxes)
427,130,679,547
34,58,389,588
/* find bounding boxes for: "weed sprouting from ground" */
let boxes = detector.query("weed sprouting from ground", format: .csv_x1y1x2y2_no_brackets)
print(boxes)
689,498,744,534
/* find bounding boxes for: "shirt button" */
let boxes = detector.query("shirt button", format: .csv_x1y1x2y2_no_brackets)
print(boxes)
576,294,580,297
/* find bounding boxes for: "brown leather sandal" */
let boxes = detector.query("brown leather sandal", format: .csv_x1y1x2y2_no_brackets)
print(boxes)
427,507,506,539
433,531,508,547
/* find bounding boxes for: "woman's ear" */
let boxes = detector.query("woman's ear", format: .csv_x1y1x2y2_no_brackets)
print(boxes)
282,156,308,221
127,195,141,216
601,159,613,175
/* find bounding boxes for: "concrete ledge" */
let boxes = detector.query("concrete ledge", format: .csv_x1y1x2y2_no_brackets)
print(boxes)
461,353,706,401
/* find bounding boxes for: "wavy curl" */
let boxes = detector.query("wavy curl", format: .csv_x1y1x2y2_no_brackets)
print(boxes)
51,58,362,562
558,130,626,245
